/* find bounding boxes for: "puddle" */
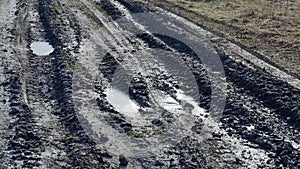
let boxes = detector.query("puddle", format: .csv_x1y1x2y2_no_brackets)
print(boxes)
158,93,183,113
157,89,206,117
246,125,255,131
30,41,54,56
104,87,140,119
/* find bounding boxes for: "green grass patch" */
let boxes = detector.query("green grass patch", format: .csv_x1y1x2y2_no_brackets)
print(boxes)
128,131,146,138
92,1,109,17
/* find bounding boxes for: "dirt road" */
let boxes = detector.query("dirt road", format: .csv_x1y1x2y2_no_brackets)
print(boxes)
0,0,299,168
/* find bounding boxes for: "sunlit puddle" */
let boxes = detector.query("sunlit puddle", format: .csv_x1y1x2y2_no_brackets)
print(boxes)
104,87,207,128
30,41,54,56
104,87,140,119
157,89,206,117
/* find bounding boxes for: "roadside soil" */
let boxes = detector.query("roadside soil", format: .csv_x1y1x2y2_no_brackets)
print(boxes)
146,0,300,77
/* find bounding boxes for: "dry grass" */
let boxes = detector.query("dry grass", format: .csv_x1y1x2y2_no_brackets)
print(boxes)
149,0,300,75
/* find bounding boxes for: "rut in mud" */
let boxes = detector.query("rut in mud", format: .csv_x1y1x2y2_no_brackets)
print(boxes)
0,0,299,168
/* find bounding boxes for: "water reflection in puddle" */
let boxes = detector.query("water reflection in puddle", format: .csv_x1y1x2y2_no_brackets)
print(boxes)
30,41,54,56
155,89,206,117
105,87,140,118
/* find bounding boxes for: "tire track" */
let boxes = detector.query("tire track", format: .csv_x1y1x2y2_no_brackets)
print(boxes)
37,0,113,168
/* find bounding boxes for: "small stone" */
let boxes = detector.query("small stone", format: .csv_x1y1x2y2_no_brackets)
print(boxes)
119,154,128,166
152,119,163,126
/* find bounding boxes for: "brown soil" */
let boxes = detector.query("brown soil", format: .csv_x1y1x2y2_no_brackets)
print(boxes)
147,0,300,76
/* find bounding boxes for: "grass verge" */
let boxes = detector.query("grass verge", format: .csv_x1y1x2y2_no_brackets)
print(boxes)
148,0,300,75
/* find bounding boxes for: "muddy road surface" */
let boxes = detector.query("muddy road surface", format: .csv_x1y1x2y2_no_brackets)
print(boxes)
0,0,299,168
